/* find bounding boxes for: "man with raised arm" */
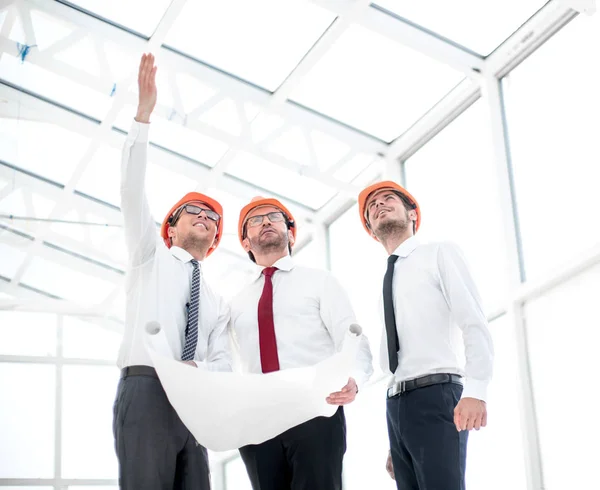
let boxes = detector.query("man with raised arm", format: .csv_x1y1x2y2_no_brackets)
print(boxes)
112,53,231,490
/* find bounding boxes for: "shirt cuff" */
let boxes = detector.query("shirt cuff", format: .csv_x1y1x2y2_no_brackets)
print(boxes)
126,119,150,144
461,377,489,402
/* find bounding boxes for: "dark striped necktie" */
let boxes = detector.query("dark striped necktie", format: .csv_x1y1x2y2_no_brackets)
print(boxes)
182,259,200,361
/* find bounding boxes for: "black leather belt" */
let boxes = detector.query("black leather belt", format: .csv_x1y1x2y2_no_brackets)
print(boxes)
387,373,462,398
121,365,158,379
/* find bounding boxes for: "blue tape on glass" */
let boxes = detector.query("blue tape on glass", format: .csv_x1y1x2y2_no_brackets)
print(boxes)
16,42,36,63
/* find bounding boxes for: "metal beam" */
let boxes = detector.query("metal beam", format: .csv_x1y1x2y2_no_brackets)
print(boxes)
312,1,485,74
485,0,578,78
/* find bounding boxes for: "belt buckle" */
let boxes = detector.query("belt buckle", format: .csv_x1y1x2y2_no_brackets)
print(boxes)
388,380,408,398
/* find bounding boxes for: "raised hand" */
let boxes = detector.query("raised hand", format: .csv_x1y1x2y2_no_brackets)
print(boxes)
135,53,158,124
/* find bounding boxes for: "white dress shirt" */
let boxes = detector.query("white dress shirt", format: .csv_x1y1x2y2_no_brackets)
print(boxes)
118,119,231,371
381,236,494,401
230,255,373,387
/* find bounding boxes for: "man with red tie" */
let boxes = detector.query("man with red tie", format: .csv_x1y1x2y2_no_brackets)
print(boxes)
229,196,374,490
113,53,231,490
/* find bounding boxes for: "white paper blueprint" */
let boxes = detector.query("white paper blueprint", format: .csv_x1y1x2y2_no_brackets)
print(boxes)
145,322,362,451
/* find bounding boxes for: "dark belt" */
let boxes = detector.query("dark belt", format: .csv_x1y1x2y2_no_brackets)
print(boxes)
387,373,462,398
121,365,158,379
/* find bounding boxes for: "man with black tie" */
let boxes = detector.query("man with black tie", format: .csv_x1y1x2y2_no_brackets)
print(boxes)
113,53,231,489
357,181,494,490
229,196,373,490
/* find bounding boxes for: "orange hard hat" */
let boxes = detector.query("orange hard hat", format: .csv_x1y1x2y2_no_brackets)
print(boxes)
358,181,421,239
160,192,224,257
238,196,297,246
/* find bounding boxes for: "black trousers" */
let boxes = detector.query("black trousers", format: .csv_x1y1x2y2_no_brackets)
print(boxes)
239,407,346,490
386,382,468,490
113,372,211,490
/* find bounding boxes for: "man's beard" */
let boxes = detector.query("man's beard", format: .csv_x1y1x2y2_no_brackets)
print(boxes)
179,231,213,252
374,214,410,241
249,228,288,255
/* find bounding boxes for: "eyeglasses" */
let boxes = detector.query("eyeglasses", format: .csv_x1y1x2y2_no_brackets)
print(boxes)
246,211,286,228
171,204,220,225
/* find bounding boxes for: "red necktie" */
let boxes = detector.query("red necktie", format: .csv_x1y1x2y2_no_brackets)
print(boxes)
258,267,280,373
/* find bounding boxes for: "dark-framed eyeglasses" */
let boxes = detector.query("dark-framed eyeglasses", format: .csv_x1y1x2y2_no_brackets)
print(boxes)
170,204,220,225
246,211,286,228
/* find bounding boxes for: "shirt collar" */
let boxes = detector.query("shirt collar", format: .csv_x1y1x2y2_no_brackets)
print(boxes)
252,255,295,281
170,246,202,265
391,235,420,258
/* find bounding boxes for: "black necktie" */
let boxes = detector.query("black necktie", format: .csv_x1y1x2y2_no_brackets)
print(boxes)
383,254,399,373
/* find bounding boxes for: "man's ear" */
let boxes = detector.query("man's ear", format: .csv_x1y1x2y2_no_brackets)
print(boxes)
288,230,295,247
408,209,417,222
167,225,176,239
242,236,251,253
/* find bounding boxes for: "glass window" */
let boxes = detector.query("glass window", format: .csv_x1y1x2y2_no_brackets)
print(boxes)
310,130,352,173
142,116,230,169
77,139,203,223
86,215,128,267
20,256,116,304
62,0,172,36
405,101,509,313
62,316,121,361
165,0,335,91
294,237,324,269
374,0,546,55
333,154,381,184
0,55,112,120
503,13,600,281
0,241,27,279
329,204,387,370
0,311,57,356
75,142,122,207
0,187,58,239
224,455,252,490
524,263,600,489
62,365,120,478
26,8,75,52
0,116,91,185
46,211,126,273
290,24,465,141
226,151,337,210
0,363,55,478
465,314,527,489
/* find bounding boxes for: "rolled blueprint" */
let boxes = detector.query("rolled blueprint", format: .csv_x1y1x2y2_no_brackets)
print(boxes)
145,322,364,451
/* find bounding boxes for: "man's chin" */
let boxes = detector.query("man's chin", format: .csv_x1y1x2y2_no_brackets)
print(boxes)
256,238,286,252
